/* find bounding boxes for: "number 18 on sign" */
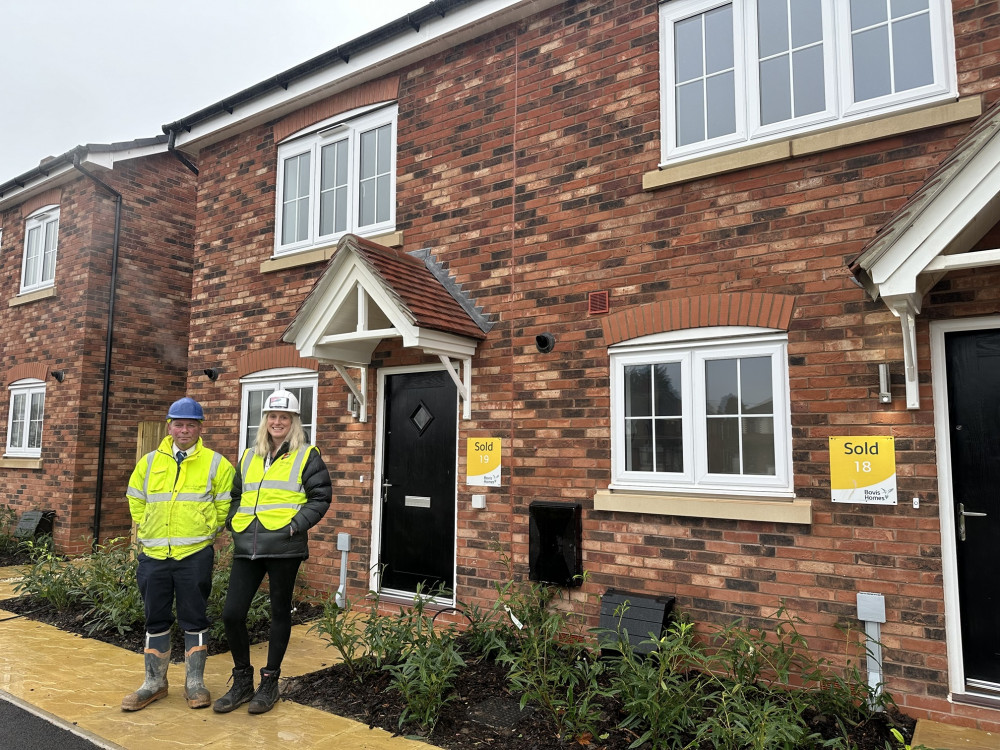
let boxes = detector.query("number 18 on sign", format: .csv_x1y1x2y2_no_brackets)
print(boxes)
829,436,896,504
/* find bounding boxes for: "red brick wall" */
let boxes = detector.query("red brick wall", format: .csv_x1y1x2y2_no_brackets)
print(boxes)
187,0,1000,729
0,153,195,552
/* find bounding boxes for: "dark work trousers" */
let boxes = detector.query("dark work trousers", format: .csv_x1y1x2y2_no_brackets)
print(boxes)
136,545,214,634
222,556,302,671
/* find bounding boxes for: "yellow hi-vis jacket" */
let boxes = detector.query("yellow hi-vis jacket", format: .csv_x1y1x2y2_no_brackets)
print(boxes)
127,435,235,560
230,446,317,533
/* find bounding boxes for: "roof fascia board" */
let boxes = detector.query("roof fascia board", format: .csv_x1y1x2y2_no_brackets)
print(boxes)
0,140,170,212
167,0,562,156
869,130,1000,298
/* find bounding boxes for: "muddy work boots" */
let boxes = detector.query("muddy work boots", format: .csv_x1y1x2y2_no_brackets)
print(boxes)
212,665,255,713
121,630,170,711
183,629,211,708
248,667,281,714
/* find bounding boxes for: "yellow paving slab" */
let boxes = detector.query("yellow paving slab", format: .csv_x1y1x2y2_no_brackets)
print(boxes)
0,566,27,600
912,719,1000,750
0,596,431,750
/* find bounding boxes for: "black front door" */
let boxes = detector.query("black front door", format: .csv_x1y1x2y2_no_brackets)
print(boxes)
378,370,457,595
945,328,1000,689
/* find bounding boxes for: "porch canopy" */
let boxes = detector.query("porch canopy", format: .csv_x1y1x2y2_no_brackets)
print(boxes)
283,233,491,420
849,98,1000,408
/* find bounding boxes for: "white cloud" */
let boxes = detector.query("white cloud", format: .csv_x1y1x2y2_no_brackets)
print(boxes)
0,0,426,179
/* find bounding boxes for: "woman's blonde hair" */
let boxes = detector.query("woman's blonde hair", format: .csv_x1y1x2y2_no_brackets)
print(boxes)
253,411,308,457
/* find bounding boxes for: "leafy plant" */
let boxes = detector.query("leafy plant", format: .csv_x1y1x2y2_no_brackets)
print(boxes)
74,537,142,635
388,628,465,734
13,536,80,609
0,505,22,557
309,590,372,682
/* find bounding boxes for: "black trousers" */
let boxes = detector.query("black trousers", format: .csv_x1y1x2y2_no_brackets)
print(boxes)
221,556,302,671
137,545,214,634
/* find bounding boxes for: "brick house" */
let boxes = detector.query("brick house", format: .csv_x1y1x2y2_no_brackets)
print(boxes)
0,140,196,553
13,0,989,730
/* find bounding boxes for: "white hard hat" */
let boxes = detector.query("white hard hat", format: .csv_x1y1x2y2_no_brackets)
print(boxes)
264,389,300,415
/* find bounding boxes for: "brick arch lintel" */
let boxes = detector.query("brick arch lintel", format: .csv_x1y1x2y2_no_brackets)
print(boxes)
7,363,51,385
273,76,400,144
235,346,319,379
601,293,796,346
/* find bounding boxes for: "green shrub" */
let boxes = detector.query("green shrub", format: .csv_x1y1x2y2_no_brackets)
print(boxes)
74,537,143,635
388,628,465,734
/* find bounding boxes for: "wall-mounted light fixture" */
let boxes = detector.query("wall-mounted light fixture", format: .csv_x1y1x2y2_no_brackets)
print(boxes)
878,363,891,404
535,332,555,354
50,370,65,383
203,368,220,381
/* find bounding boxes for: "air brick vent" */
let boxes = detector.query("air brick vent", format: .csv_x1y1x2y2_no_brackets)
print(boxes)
588,291,609,315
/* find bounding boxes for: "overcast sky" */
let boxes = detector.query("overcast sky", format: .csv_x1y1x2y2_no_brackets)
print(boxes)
0,0,427,180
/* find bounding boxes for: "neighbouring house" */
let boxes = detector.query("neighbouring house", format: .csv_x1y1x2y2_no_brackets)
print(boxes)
0,139,197,553
6,0,1000,732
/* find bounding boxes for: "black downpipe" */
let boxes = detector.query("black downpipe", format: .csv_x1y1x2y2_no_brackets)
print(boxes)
72,157,122,548
166,130,198,175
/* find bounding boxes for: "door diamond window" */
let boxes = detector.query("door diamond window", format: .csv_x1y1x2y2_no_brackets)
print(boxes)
410,402,434,434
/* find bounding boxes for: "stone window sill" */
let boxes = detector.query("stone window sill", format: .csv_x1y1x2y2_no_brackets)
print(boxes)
594,489,812,524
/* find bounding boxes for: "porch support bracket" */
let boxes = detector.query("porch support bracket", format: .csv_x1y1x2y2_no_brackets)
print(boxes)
333,363,368,422
885,294,921,410
436,354,472,419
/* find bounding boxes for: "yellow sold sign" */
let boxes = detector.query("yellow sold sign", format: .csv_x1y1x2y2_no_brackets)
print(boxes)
467,438,501,486
829,436,896,504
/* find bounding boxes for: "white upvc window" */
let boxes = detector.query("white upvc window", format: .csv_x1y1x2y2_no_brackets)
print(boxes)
660,0,956,162
6,379,46,458
21,206,60,293
610,329,792,495
274,104,397,256
238,368,318,454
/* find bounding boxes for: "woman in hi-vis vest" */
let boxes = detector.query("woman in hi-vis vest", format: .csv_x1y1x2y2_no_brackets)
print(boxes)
213,389,332,715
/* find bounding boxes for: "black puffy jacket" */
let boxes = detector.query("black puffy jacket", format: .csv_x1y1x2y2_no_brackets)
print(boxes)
226,443,332,559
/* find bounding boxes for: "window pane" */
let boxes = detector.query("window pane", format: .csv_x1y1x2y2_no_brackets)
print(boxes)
625,365,652,417
42,219,58,282
851,0,887,30
891,0,928,17
245,389,266,448
760,55,792,125
704,5,733,74
706,359,738,415
791,0,822,47
28,393,44,448
24,226,40,286
335,188,348,233
707,416,740,473
852,26,891,101
360,129,377,180
792,44,825,117
376,124,392,173
359,179,375,226
654,418,684,472
674,15,704,82
742,417,776,474
319,141,348,237
288,386,314,443
376,174,391,223
758,0,789,59
9,393,25,448
281,155,310,245
625,419,653,472
653,362,682,417
892,14,933,91
676,81,706,146
706,71,736,139
741,356,773,414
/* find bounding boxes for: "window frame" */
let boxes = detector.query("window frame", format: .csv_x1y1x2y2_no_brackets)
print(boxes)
21,205,60,294
238,368,319,455
659,0,957,164
609,328,793,496
6,378,46,458
274,104,398,257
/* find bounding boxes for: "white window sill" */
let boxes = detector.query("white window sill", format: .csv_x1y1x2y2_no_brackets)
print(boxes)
643,97,983,190
261,230,404,273
594,489,812,524
9,286,56,307
0,456,43,469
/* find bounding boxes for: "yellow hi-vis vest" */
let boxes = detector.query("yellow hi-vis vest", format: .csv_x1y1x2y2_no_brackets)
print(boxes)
127,436,235,560
231,446,316,532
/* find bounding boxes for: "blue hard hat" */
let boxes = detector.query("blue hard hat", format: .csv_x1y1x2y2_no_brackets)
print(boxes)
166,396,205,421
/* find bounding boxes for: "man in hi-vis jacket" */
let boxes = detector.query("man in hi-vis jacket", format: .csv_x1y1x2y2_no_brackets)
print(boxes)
122,397,235,712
